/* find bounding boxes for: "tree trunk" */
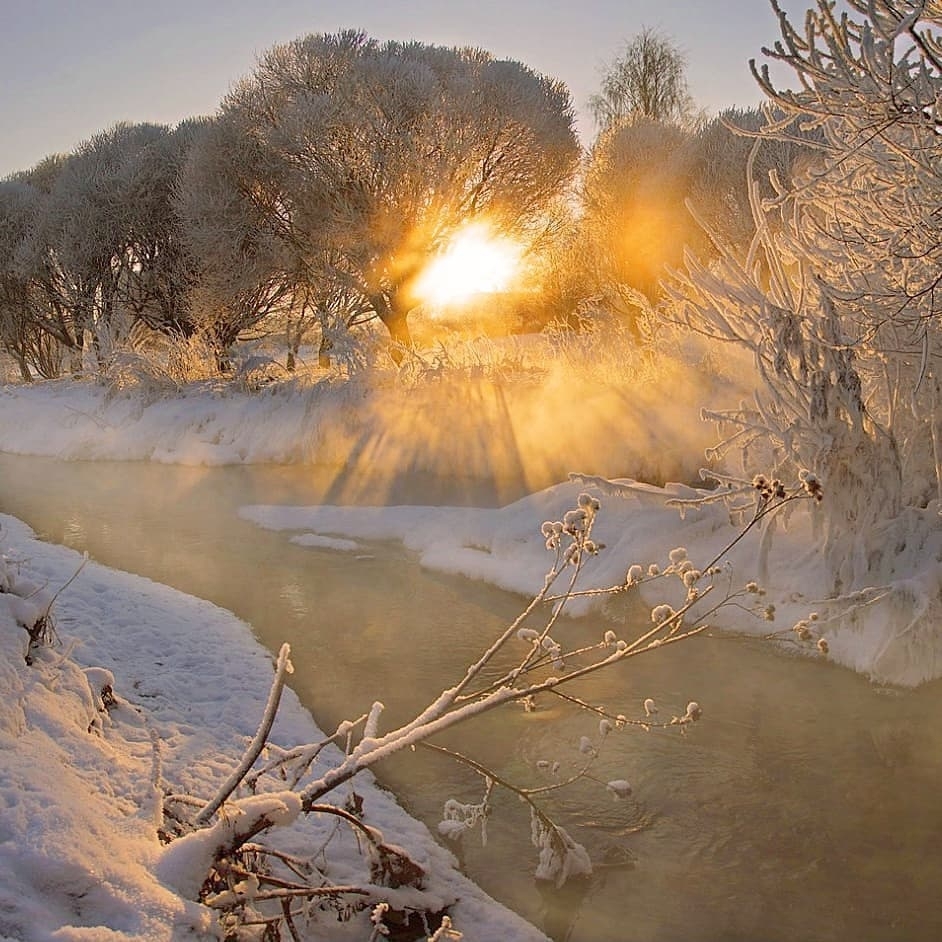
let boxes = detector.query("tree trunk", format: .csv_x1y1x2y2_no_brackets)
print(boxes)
15,354,31,383
317,333,332,369
379,297,413,365
69,333,84,376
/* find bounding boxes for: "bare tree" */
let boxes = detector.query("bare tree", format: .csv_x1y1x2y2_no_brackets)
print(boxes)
589,26,694,131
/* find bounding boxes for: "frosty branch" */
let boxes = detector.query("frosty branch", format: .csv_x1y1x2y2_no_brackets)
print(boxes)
154,477,821,938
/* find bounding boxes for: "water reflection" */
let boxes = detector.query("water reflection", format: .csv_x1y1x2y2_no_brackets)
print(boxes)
1,453,941,941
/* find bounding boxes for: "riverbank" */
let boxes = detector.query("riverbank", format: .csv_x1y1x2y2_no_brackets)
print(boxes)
0,511,550,941
5,375,942,940
1,374,940,686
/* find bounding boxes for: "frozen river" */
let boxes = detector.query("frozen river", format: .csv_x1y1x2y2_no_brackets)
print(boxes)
2,451,940,941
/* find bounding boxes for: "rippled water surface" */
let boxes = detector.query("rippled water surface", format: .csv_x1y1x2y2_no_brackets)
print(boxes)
2,452,941,941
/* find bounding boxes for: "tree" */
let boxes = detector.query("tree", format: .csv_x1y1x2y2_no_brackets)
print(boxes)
0,178,63,380
670,0,942,680
20,126,153,370
581,117,704,307
685,106,821,252
175,115,301,369
213,30,580,357
0,155,101,376
10,123,202,374
108,119,204,343
589,26,694,131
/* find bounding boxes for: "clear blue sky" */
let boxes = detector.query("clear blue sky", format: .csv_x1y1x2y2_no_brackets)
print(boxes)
0,0,807,178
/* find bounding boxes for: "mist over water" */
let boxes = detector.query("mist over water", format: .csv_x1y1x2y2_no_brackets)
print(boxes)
3,452,941,942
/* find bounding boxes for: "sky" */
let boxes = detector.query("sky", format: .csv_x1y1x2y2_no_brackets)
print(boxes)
0,0,809,179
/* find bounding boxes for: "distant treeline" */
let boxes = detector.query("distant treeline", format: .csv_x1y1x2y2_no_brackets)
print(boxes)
0,28,814,380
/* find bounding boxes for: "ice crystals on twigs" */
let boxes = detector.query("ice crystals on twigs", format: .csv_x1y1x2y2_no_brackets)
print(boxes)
530,810,592,888
542,493,603,565
669,700,703,729
370,901,390,938
650,603,675,624
438,793,491,846
798,468,824,501
753,474,787,501
578,736,596,757
428,915,463,941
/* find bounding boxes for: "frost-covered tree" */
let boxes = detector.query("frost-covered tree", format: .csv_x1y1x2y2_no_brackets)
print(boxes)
0,178,68,380
686,106,821,252
581,117,704,307
11,123,201,373
214,30,580,356
580,106,820,312
20,126,150,369
589,26,694,131
671,0,942,680
175,116,301,366
107,120,203,342
2,155,87,374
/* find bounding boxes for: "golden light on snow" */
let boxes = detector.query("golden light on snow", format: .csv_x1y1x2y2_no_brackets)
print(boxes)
413,222,522,310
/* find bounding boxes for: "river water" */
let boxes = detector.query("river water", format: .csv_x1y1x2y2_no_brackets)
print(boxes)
1,452,940,941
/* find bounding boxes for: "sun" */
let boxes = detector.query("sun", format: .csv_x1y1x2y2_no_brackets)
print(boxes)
414,222,522,310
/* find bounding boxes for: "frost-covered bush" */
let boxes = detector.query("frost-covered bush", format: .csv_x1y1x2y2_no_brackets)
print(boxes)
665,1,942,679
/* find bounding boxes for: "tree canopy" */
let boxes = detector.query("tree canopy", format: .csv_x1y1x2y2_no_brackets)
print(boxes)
200,30,580,354
589,27,693,132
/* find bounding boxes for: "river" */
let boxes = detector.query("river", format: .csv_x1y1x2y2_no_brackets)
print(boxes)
1,451,940,941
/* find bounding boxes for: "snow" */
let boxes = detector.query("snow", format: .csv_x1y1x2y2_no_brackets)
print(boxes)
245,475,942,686
0,377,939,690
0,514,550,941
156,792,303,898
1,368,941,936
0,362,720,487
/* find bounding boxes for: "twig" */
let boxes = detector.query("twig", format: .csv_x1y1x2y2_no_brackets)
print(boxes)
195,643,293,826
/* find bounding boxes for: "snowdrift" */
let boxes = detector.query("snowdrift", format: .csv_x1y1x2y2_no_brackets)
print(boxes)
242,476,942,688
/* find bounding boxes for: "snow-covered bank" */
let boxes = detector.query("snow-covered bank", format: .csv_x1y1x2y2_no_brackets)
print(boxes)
0,513,550,941
241,476,942,688
1,374,940,687
0,369,717,488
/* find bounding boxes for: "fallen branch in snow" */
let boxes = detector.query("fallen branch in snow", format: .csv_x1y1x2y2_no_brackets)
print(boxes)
195,642,293,826
19,551,88,665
